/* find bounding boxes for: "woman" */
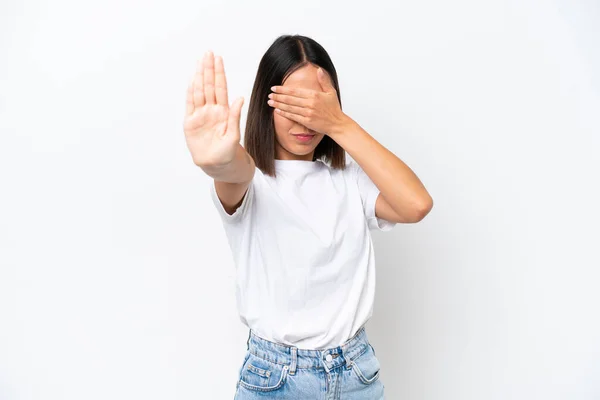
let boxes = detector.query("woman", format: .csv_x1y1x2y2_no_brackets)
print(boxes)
183,34,433,399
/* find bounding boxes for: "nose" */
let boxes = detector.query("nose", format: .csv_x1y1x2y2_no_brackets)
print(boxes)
294,124,315,135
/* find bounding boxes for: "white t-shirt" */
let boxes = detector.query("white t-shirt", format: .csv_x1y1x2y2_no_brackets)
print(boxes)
209,158,396,349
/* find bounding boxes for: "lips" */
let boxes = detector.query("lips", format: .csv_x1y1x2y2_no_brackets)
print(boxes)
292,133,316,143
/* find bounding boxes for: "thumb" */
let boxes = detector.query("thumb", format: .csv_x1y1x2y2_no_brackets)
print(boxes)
317,68,334,92
228,97,245,132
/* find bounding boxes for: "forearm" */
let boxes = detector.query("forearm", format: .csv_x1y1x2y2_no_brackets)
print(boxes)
199,144,255,183
330,117,432,216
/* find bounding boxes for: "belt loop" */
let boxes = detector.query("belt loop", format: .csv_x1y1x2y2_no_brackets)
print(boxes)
289,346,297,375
341,342,353,371
246,329,251,350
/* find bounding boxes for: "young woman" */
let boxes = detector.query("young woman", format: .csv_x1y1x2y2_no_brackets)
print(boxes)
183,35,433,399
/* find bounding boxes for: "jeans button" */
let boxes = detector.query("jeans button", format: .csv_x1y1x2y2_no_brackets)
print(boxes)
325,354,333,362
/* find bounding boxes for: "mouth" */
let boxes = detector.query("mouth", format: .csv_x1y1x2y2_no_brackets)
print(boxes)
291,133,316,142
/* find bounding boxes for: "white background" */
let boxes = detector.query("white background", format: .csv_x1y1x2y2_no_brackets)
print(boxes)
1,0,599,399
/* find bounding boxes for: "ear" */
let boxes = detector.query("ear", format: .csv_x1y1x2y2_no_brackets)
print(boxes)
317,68,335,93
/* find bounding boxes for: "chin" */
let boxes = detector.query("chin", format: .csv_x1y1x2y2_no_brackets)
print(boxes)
276,135,323,158
292,144,318,154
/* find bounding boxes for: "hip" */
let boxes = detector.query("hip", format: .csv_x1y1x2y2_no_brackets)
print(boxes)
233,325,385,399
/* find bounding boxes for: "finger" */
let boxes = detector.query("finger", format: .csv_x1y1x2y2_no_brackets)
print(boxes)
204,51,216,104
193,58,205,108
227,97,244,138
215,55,229,106
271,85,313,98
268,99,309,117
275,108,306,125
269,93,310,108
185,77,195,116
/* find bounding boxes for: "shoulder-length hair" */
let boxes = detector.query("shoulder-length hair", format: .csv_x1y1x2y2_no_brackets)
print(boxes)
243,34,346,177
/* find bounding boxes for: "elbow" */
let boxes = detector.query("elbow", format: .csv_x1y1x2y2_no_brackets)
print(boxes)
413,196,433,222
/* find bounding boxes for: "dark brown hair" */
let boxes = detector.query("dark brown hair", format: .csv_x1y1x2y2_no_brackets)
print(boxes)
243,35,346,177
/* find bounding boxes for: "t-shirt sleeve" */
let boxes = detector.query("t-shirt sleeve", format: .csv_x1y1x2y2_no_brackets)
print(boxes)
209,177,254,224
349,160,397,231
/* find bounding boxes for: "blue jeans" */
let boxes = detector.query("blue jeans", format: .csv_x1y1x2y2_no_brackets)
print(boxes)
234,326,385,399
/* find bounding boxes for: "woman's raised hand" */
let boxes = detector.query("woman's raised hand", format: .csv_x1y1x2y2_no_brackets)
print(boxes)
183,51,244,167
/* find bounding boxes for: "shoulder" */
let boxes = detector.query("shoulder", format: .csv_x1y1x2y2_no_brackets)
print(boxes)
329,159,359,180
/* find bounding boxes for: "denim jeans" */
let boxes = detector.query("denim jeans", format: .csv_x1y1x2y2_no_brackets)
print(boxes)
234,326,385,399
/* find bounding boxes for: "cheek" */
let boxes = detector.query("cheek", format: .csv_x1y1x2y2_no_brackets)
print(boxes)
273,112,293,137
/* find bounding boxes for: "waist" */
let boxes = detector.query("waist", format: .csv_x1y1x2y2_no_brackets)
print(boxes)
246,326,372,371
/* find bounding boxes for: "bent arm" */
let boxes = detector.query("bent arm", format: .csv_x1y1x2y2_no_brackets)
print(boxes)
199,144,255,215
330,118,433,223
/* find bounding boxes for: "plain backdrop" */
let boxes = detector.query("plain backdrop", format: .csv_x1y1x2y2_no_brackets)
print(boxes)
1,0,599,399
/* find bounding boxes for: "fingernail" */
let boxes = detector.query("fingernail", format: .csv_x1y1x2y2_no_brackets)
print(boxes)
271,86,277,92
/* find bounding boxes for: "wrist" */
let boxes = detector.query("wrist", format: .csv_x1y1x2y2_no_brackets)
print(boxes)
329,115,357,138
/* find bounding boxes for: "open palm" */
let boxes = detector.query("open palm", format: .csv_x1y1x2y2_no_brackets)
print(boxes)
183,51,244,167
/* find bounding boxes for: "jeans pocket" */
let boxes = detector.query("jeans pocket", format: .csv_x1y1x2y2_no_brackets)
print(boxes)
349,344,381,385
238,352,289,392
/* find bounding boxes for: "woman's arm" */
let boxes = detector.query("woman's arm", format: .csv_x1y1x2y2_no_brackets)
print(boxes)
329,118,433,223
201,144,255,215
183,51,254,215
267,69,433,223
